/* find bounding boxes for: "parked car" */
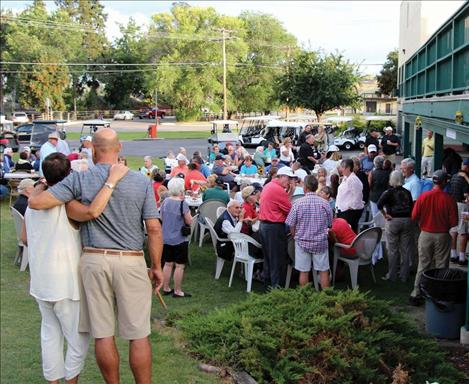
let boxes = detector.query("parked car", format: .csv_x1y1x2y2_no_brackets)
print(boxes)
15,123,33,143
113,111,134,120
11,111,29,126
0,119,20,152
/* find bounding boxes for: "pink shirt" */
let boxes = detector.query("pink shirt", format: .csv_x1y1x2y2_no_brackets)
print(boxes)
336,172,364,212
259,179,291,222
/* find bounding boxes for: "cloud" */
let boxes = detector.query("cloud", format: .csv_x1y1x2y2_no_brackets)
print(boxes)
105,8,150,40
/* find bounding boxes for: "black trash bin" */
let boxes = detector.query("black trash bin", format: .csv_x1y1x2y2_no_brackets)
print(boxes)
420,268,467,339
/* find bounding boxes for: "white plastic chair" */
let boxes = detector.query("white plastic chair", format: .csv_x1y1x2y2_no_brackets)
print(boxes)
198,200,227,247
332,227,382,289
10,207,29,271
205,217,231,279
285,236,319,290
358,211,386,265
228,232,263,292
216,206,226,218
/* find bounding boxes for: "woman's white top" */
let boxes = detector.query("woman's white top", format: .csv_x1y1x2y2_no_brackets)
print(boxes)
279,145,294,163
25,205,82,302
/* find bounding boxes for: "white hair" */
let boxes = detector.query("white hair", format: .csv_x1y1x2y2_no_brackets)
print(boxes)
144,155,152,162
167,177,185,196
401,158,415,169
389,170,404,187
227,199,241,208
256,146,264,152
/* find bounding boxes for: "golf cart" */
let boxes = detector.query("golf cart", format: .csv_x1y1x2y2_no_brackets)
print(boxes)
30,120,67,151
261,120,307,147
237,116,278,147
357,115,398,151
208,120,239,148
334,126,361,150
79,119,111,142
0,116,19,152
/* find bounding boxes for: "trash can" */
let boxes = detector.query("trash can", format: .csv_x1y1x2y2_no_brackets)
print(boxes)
420,268,467,339
148,124,157,138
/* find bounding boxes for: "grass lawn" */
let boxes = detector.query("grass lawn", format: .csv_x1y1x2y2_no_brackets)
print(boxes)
1,184,422,383
66,131,210,141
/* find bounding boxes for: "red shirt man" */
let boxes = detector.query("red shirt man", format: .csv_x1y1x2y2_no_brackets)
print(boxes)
330,218,357,256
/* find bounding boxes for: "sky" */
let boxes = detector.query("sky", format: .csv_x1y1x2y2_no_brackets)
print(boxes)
1,1,458,75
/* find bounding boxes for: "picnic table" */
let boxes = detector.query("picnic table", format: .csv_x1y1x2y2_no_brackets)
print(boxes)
4,172,40,180
234,175,267,186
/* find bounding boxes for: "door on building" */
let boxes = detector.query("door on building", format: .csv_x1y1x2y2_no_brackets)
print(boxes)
366,101,377,113
385,103,391,114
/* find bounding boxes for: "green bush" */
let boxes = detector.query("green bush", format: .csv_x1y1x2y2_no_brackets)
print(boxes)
178,288,462,384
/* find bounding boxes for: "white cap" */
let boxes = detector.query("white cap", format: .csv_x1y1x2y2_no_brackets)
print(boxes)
176,153,187,162
367,144,377,152
277,167,296,178
384,126,393,131
23,146,31,152
327,145,340,153
84,136,92,142
294,168,308,182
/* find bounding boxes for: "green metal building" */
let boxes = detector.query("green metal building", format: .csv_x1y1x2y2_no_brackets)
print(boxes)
398,2,469,176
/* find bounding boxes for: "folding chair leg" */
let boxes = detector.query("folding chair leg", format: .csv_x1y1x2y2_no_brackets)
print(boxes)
246,261,254,292
285,264,292,288
349,261,359,289
19,246,28,272
228,260,237,287
215,257,225,279
14,246,22,266
198,226,205,247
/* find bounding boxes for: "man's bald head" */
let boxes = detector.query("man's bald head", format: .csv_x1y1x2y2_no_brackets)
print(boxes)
92,128,120,154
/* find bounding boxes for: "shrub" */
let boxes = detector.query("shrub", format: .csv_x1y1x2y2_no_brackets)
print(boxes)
178,288,462,384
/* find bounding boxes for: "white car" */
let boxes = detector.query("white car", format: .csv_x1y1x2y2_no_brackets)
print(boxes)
12,112,29,125
113,111,134,120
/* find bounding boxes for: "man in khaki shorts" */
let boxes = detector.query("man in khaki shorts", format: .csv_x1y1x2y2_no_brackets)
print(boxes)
29,128,163,384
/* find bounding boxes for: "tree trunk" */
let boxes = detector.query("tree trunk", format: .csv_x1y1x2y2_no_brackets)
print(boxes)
315,111,322,122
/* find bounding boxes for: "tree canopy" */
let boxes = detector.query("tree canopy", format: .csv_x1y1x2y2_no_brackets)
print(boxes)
377,49,398,96
276,50,362,121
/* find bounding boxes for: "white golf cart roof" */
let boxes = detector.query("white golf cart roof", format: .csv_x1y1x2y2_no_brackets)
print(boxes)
241,116,278,122
82,119,111,126
211,120,239,125
325,116,353,123
365,115,397,121
266,120,305,128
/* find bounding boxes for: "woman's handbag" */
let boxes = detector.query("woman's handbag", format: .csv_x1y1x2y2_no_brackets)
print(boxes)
180,201,191,236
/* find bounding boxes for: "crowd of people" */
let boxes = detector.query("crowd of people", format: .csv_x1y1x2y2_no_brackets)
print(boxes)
1,124,468,383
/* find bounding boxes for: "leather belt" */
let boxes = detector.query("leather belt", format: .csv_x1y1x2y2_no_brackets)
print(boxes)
83,247,144,257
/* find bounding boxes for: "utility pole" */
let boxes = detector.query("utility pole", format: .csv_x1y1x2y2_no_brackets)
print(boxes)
212,28,236,120
154,88,158,127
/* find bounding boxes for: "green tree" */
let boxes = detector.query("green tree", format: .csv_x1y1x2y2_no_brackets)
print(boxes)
377,49,398,96
104,19,148,108
144,3,248,120
229,11,297,115
276,50,361,121
2,1,83,110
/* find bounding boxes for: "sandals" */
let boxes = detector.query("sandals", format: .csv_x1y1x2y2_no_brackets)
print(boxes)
173,292,192,298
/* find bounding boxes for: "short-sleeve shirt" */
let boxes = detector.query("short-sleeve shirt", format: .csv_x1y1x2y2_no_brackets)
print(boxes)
49,163,158,250
240,164,258,175
381,134,400,155
212,164,234,183
286,192,333,253
160,198,190,245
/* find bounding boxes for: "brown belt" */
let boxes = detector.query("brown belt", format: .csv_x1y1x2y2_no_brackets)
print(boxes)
83,247,144,257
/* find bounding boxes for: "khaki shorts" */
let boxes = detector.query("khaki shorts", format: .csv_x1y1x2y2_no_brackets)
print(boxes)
79,251,152,340
450,202,468,235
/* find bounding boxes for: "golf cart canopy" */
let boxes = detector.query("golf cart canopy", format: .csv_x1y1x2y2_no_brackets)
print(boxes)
80,120,111,140
208,119,239,145
30,120,67,150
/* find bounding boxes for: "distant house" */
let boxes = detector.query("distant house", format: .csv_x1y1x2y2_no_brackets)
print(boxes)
356,78,397,115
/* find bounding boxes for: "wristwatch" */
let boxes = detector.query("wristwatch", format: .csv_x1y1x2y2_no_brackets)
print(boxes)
104,182,115,190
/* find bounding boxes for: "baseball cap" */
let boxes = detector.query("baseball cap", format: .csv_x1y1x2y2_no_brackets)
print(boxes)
18,178,35,193
48,132,59,140
215,154,224,161
367,144,377,153
215,177,225,185
277,167,296,178
294,168,308,182
84,136,92,142
252,182,263,192
23,146,31,152
432,170,448,185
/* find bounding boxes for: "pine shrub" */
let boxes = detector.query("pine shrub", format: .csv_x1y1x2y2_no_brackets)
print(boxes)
178,288,463,384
